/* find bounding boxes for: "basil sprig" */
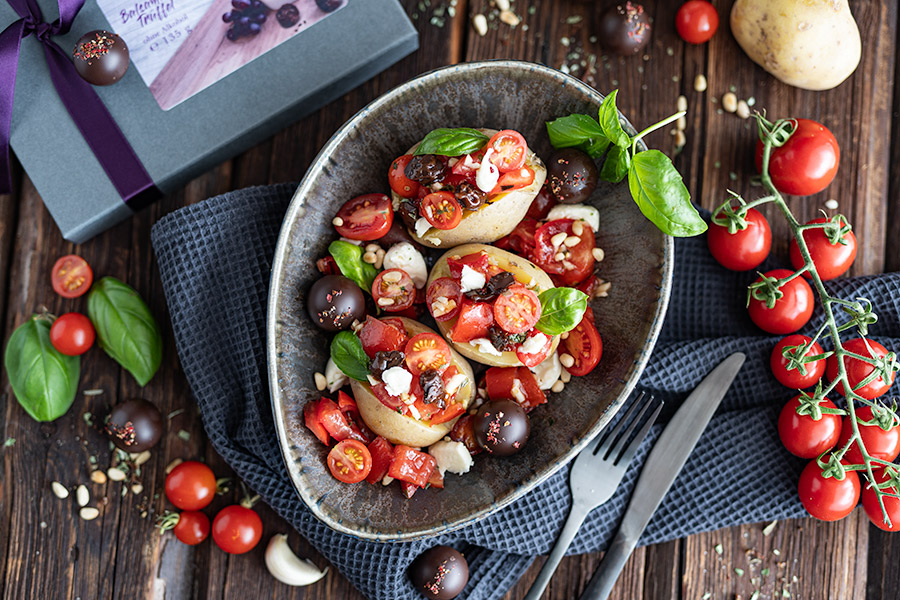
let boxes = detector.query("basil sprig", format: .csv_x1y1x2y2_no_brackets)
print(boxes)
88,277,163,387
330,331,370,382
4,315,80,422
329,240,378,293
413,128,490,157
545,90,706,237
535,288,588,336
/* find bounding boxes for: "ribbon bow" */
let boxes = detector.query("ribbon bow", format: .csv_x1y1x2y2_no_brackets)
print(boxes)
0,0,155,201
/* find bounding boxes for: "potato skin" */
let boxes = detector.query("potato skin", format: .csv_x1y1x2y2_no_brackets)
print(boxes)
350,317,475,447
393,129,547,248
731,0,860,91
427,243,560,367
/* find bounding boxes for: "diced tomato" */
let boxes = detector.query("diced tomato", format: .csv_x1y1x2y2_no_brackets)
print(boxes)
490,166,535,196
450,298,494,343
391,304,423,320
400,481,418,499
366,436,395,484
451,150,485,176
389,446,436,488
337,391,374,443
358,316,409,359
516,331,553,368
561,312,603,376
427,468,444,489
516,367,547,411
485,367,518,401
337,390,356,413
493,235,513,251
505,218,538,256
316,256,339,275
450,415,482,455
447,251,492,279
526,184,558,220
532,219,596,286
430,402,465,425
442,172,477,193
484,367,546,412
493,284,541,334
303,401,330,445
576,275,598,297
317,398,366,443
426,277,462,322
371,382,405,410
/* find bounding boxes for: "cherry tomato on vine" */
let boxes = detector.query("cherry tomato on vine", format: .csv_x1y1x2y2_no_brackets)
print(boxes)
173,511,210,545
165,461,217,511
777,395,842,458
755,119,839,196
212,505,263,554
861,468,900,532
836,405,900,464
747,269,814,335
334,193,393,241
826,338,896,400
327,439,373,484
798,460,860,521
770,334,825,389
49,312,95,356
51,255,93,299
675,1,719,44
706,207,771,271
388,155,420,198
789,217,857,281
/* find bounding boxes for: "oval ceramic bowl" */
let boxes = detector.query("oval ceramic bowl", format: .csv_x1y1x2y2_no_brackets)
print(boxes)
267,60,673,541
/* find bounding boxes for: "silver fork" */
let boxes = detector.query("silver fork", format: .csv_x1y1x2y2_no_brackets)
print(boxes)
523,392,663,600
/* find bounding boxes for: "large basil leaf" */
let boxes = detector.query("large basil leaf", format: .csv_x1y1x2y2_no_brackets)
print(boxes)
545,115,610,158
627,150,707,237
87,277,163,386
413,128,490,157
329,240,378,293
598,91,631,149
535,288,588,336
330,331,369,382
4,316,80,422
600,145,631,183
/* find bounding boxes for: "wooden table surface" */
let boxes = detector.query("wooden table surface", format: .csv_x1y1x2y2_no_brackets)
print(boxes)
2,0,900,598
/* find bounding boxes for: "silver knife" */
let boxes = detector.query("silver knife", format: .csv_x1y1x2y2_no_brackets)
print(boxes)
579,352,746,600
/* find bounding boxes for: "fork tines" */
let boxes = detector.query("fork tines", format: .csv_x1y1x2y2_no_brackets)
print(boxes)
593,392,662,466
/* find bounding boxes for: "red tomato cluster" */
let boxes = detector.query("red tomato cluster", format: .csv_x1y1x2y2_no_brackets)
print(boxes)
47,255,97,356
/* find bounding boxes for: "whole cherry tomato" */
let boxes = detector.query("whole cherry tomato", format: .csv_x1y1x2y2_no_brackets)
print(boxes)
388,155,420,198
707,207,772,271
747,269,814,335
826,338,896,399
51,255,93,299
755,119,839,196
770,334,825,389
675,0,719,44
212,505,263,554
798,460,860,521
173,511,210,546
778,394,842,458
789,217,857,281
836,405,900,464
50,312,96,356
861,468,900,532
165,461,217,511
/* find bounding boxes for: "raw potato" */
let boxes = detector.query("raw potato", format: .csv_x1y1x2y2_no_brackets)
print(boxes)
350,317,475,447
393,129,547,248
731,0,860,91
427,244,560,367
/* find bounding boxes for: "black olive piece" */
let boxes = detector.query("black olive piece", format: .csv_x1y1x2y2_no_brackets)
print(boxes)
454,181,486,210
398,199,420,230
369,350,405,379
404,154,446,186
464,271,516,302
547,148,599,204
488,325,526,352
420,370,446,408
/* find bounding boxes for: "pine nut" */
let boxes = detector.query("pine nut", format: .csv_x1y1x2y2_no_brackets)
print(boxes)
165,458,183,474
90,471,107,485
362,251,377,264
825,199,839,210
364,243,380,253
107,468,126,482
131,484,144,495
674,130,687,148
677,95,688,112
564,236,581,247
554,252,566,262
560,369,572,383
592,247,605,262
560,353,575,368
314,372,327,391
736,100,751,119
382,270,402,283
676,116,687,131
560,331,569,340
51,481,69,499
76,485,90,507
694,74,707,92
499,9,520,27
134,451,152,466
551,380,565,393
562,260,576,270
332,217,344,227
377,297,395,306
722,92,738,113
571,221,584,236
596,281,612,298
551,232,568,248
374,249,385,269
473,14,488,36
79,507,100,521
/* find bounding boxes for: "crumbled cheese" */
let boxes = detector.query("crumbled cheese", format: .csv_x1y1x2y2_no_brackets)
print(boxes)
414,217,431,238
519,331,549,356
510,378,526,404
431,296,457,319
469,338,503,356
445,373,469,396
462,154,479,170
460,265,486,293
407,404,421,420
428,440,474,475
339,237,363,246
530,352,562,391
324,358,348,393
367,374,379,386
475,147,500,192
546,204,600,233
383,242,428,289
382,367,412,396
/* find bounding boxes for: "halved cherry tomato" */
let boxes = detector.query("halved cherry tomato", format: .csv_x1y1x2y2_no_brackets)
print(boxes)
491,166,535,196
388,445,436,487
826,338,896,399
334,193,393,241
366,436,395,484
526,184,557,220
798,461,859,521
487,130,528,172
836,405,900,464
707,207,772,271
516,331,553,368
502,218,538,256
371,382,404,410
532,219,596,286
173,511,210,546
426,277,462,322
494,284,541,334
327,439,372,483
388,155,420,198
755,118,839,197
561,312,602,376
789,217,857,281
50,312,95,356
358,316,408,358
211,506,262,554
372,269,415,312
861,468,900,531
404,332,451,376
165,461,217,511
51,255,93,299
777,394,842,458
421,191,462,230
450,414,481,455
771,334,826,389
747,269,814,335
450,298,494,343
304,400,330,445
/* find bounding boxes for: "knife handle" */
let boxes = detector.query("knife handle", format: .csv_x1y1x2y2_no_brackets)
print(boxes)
578,529,637,600
523,504,589,600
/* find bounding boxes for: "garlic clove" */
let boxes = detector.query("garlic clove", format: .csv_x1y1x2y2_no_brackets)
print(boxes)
264,534,328,587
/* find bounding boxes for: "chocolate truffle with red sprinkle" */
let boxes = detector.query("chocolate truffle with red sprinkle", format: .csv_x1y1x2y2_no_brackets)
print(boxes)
72,30,129,86
409,545,469,600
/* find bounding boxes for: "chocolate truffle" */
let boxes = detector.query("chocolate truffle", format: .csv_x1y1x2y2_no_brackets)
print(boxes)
72,30,129,86
105,399,163,452
307,275,366,332
598,2,651,56
547,148,599,204
474,399,530,456
409,546,469,600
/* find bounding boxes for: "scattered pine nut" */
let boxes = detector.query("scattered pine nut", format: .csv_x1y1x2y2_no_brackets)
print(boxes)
560,369,572,383
551,231,568,248
364,243,380,253
499,10,520,27
373,249,385,269
571,221,584,236
736,100,751,119
90,470,107,485
560,353,575,368
825,199,839,210
676,116,687,131
554,252,566,262
677,95,688,112
595,281,612,298
562,260,576,270
377,297,395,307
564,236,581,248
674,130,687,149
76,485,90,507
332,217,344,227
721,92,738,113
51,481,69,499
591,247,605,262
551,380,565,393
473,14,488,36
79,507,100,521
314,372,328,391
495,0,510,10
694,74,707,92
165,458,183,475
131,484,144,495
107,467,127,482
362,251,377,264
382,270,402,283
560,331,569,340
134,451,152,466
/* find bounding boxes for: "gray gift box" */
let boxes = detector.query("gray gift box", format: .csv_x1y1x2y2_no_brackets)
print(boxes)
1,0,417,243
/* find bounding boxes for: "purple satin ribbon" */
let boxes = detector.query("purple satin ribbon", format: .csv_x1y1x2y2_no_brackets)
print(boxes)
0,0,156,200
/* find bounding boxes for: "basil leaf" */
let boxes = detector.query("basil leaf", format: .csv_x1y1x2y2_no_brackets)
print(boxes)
413,128,490,157
87,277,163,387
627,150,708,237
4,316,79,422
535,288,589,336
598,91,631,149
330,331,370,382
600,145,631,183
545,115,610,158
329,240,378,293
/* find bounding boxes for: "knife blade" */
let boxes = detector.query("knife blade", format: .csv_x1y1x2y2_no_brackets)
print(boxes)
579,352,746,600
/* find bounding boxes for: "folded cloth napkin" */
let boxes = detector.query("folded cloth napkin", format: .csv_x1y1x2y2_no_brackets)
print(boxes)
151,184,900,600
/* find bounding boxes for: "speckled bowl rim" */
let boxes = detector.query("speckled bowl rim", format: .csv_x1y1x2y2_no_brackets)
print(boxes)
267,60,674,542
